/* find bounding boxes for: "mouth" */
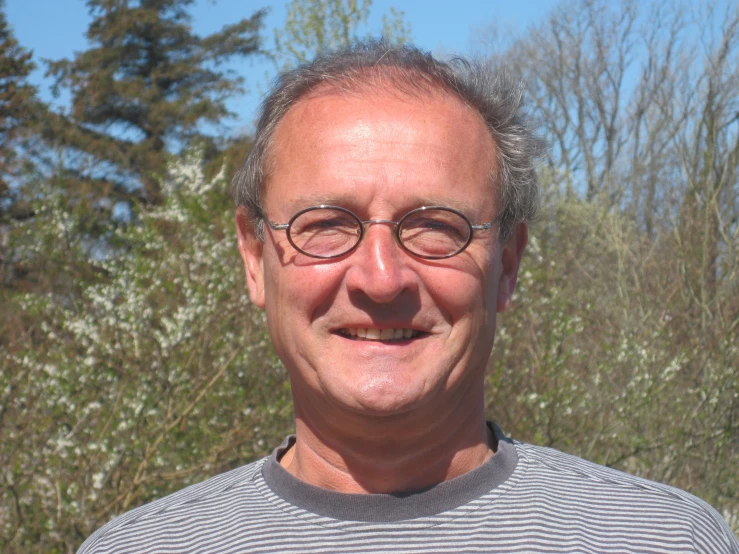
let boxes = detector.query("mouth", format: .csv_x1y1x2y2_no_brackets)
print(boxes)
336,327,424,342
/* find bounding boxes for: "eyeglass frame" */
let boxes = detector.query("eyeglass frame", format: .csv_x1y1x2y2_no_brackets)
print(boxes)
257,204,502,260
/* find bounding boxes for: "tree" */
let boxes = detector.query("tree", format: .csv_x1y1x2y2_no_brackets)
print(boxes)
3,0,736,549
498,0,739,317
671,1,739,316
273,0,411,71
45,0,266,204
0,0,43,222
477,0,739,531
0,150,291,552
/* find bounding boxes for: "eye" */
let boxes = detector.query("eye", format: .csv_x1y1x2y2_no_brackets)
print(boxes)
417,219,457,231
308,217,357,230
398,208,472,257
401,214,466,239
290,208,362,237
288,207,362,258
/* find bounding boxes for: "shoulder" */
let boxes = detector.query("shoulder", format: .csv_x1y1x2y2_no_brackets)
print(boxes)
77,458,266,554
512,440,738,552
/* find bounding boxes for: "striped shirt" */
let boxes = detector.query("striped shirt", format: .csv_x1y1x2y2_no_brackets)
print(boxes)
78,425,739,553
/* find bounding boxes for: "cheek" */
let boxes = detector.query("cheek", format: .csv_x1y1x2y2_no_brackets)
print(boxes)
431,276,490,328
264,254,345,326
423,256,497,328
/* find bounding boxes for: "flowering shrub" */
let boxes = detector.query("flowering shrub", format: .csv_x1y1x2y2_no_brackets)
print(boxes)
1,151,293,552
1,154,736,552
489,192,738,532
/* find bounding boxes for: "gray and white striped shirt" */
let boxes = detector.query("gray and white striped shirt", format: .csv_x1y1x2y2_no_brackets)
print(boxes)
78,427,739,553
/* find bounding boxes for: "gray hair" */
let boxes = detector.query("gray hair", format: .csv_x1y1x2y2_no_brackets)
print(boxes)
233,39,543,241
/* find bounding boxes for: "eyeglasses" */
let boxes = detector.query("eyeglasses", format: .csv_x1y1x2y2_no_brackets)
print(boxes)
259,205,501,260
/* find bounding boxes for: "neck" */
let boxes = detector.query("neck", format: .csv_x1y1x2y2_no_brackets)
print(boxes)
280,393,492,494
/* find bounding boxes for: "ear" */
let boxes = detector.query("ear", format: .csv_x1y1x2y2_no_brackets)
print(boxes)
496,222,528,313
236,206,266,309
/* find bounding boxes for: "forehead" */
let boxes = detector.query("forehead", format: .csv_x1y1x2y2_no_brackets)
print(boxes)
264,86,498,216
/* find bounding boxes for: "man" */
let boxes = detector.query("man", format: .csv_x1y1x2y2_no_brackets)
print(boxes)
78,41,738,553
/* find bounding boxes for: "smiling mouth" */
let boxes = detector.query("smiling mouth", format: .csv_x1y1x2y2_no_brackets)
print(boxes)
337,328,423,341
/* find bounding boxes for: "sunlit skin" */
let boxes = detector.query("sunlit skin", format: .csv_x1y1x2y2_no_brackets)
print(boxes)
236,85,527,494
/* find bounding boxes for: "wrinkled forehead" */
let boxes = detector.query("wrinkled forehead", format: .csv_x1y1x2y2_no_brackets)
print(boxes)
259,85,499,224
262,73,498,193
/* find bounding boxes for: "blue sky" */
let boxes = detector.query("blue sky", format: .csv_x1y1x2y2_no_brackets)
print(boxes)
4,0,559,134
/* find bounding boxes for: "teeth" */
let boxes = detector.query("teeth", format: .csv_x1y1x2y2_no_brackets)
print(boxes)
379,329,394,340
339,328,421,341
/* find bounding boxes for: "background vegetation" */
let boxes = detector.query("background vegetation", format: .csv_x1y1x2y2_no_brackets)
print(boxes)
0,0,737,551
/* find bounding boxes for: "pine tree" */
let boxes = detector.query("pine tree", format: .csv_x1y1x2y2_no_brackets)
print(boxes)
46,0,265,204
0,0,42,221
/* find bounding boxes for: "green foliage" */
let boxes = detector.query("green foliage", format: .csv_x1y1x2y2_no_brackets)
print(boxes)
1,0,737,549
275,0,370,66
1,151,292,553
0,0,44,221
488,185,739,532
381,6,411,46
45,0,266,203
483,3,739,530
273,0,411,71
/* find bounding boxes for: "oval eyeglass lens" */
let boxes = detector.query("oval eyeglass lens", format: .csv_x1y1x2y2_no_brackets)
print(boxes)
289,207,361,257
399,209,471,258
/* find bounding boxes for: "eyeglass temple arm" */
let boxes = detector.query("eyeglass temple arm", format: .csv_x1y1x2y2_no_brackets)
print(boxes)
471,214,502,231
267,221,289,230
254,206,289,230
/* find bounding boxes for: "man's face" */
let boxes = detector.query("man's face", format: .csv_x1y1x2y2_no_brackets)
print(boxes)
237,88,526,423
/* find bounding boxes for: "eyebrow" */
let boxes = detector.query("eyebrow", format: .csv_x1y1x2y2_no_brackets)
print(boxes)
285,193,359,211
284,193,484,219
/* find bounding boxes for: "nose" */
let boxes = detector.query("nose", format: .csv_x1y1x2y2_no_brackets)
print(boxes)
344,222,417,304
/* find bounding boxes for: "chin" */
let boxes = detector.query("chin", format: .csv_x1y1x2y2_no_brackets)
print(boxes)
331,374,437,418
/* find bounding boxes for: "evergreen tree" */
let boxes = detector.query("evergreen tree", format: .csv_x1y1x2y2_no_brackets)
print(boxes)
46,0,265,204
0,0,42,221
